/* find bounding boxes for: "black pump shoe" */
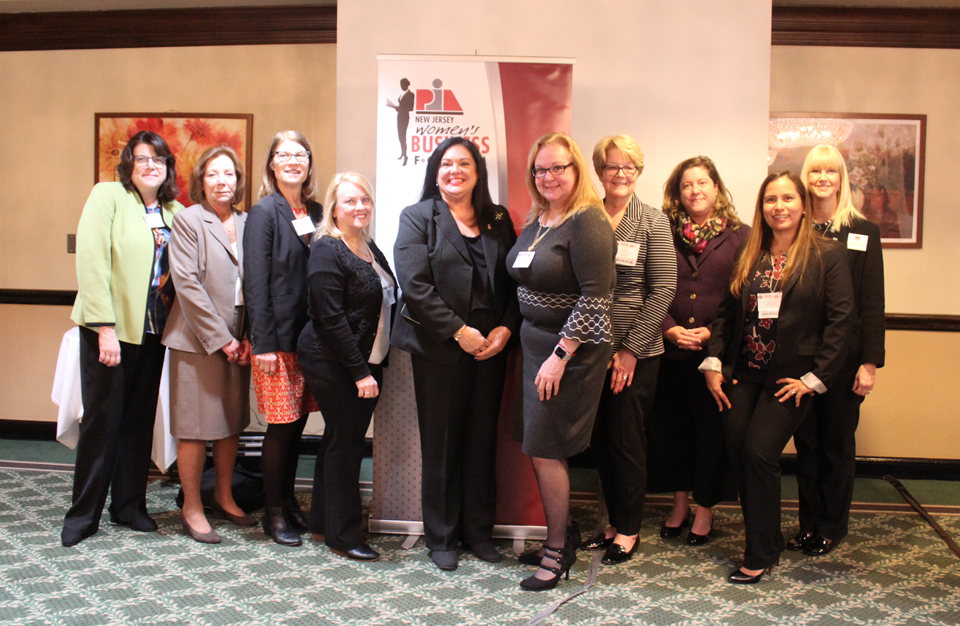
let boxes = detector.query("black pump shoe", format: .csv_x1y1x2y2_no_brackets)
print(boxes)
262,506,302,546
686,529,711,546
728,558,778,584
660,516,690,539
601,538,638,565
787,530,815,552
802,535,837,557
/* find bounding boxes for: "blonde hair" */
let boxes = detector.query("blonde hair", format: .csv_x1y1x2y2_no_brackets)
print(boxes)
188,146,246,207
259,130,318,202
730,171,822,298
316,172,375,241
591,134,645,178
525,132,604,227
661,156,741,229
800,144,864,230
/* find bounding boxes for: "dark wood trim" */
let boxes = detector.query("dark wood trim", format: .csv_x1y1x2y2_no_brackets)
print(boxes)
0,4,336,51
772,6,960,49
780,454,960,482
886,314,960,333
0,289,77,306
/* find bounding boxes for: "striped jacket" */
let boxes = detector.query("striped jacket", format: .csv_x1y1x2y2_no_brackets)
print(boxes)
609,195,677,359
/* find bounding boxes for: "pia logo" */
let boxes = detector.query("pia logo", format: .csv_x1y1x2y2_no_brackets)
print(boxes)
415,79,463,115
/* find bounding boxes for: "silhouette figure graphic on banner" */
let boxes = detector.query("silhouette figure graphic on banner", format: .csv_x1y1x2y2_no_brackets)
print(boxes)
386,78,414,166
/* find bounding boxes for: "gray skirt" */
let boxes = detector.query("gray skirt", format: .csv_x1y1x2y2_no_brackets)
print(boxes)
519,320,609,460
169,312,250,440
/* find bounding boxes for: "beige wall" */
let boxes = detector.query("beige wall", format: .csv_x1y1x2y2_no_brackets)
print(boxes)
772,46,960,460
771,46,960,316
0,43,337,290
0,43,336,423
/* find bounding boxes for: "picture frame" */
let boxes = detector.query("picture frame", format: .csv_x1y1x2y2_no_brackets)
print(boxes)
95,113,255,212
769,112,926,248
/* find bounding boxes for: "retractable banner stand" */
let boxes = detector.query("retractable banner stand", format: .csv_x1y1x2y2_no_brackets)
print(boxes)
371,55,573,550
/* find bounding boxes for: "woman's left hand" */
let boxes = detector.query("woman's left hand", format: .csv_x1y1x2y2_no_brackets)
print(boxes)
222,339,241,363
775,378,814,407
852,363,877,396
475,326,511,361
610,348,637,394
535,354,567,401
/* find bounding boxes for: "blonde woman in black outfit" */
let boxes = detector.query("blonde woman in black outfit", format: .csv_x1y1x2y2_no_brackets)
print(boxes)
789,145,885,557
298,173,395,561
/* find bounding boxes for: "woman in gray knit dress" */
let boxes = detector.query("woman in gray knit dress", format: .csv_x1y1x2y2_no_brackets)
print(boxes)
506,132,616,591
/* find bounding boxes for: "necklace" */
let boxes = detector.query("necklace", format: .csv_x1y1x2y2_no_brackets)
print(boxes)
528,216,552,251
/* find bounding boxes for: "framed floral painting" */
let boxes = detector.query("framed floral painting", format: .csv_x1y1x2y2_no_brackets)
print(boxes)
96,113,255,211
769,112,926,248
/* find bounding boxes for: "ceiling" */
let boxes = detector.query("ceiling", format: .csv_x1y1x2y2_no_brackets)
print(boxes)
0,0,958,12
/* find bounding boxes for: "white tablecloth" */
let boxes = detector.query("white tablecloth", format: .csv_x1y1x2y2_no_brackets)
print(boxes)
51,327,178,473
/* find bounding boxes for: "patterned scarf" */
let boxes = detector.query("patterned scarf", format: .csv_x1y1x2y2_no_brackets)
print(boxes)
676,213,726,254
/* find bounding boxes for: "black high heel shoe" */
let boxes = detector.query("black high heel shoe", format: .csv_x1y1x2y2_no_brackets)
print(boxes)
518,521,582,565
520,545,574,591
583,533,615,550
727,558,778,584
660,515,691,539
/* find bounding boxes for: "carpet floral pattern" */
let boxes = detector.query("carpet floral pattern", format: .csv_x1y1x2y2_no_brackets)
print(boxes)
0,469,958,626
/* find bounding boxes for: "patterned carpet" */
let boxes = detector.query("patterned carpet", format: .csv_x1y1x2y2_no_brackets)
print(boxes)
1,467,959,626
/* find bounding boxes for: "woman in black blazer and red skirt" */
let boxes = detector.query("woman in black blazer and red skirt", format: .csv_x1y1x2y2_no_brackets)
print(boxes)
244,131,322,546
298,172,395,561
701,170,854,584
789,145,885,557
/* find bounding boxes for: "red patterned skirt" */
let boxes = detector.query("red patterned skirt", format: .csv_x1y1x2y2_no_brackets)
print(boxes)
252,351,318,424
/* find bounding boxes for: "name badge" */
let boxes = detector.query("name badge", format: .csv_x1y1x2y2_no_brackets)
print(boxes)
847,233,868,252
757,292,783,319
513,251,535,268
143,212,165,229
292,216,315,236
616,241,640,266
383,286,396,306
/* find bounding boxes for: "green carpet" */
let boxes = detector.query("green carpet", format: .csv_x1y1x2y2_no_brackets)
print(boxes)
1,468,959,626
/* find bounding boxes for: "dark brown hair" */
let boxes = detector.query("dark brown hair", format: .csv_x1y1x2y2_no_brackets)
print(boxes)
117,131,179,203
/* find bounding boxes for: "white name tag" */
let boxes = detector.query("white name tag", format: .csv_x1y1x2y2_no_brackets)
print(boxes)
383,286,396,306
847,233,868,252
292,216,315,236
757,292,783,319
143,212,165,229
616,241,640,266
513,251,535,268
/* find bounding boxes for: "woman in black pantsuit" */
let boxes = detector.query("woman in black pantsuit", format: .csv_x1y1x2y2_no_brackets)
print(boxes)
392,137,520,572
298,172,395,561
788,145,885,557
702,171,854,584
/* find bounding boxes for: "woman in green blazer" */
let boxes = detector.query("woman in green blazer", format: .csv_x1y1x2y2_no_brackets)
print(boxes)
62,131,184,547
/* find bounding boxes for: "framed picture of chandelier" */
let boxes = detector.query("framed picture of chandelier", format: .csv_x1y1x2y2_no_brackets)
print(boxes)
769,112,926,248
95,113,255,212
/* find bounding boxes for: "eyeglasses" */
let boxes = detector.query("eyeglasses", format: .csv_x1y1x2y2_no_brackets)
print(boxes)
134,156,167,167
532,163,574,178
275,151,310,164
603,164,639,177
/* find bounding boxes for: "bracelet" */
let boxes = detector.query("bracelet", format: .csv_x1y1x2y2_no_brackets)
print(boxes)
453,325,467,341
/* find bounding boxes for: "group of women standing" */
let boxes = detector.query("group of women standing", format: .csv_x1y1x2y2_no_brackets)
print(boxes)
62,127,884,590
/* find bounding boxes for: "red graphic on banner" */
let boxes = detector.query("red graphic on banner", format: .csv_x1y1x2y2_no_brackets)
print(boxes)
415,78,464,115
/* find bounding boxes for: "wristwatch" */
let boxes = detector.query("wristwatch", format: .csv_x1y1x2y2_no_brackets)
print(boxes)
554,344,574,361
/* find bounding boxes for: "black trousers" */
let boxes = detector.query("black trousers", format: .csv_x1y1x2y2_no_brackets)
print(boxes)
646,357,737,507
794,369,862,541
723,380,813,570
590,356,658,536
302,359,382,551
410,328,506,550
63,326,165,538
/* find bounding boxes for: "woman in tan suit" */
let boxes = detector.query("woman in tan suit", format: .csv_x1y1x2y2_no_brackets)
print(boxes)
163,146,256,543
